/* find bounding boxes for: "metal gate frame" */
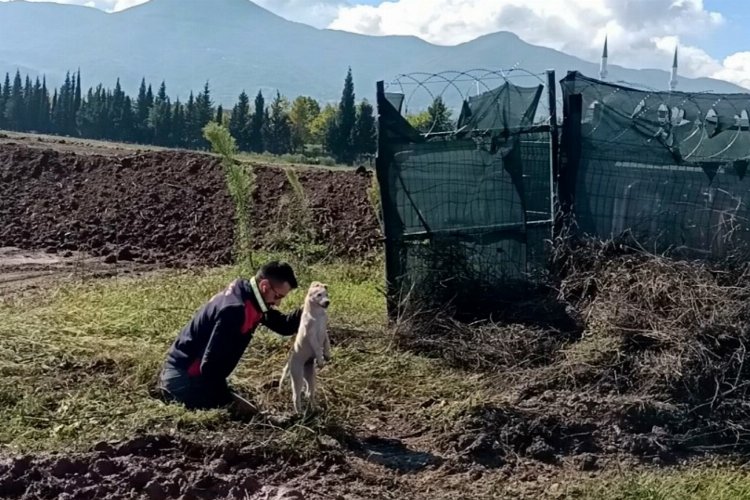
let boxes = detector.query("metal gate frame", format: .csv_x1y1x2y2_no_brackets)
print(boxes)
375,70,560,318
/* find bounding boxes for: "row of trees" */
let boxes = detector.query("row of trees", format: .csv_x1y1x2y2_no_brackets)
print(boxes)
0,68,377,164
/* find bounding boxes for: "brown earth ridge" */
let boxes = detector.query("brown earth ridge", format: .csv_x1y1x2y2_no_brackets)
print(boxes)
0,140,381,267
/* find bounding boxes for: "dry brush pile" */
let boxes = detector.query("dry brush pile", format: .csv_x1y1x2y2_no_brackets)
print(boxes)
396,236,750,467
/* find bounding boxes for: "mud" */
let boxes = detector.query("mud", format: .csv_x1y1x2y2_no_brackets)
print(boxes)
0,435,353,500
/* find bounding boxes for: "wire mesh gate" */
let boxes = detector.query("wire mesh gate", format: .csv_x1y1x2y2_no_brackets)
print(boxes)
375,69,559,317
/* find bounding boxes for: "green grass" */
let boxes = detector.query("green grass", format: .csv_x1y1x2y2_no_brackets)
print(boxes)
569,468,750,500
0,252,480,454
236,151,343,169
0,130,351,170
3,253,750,499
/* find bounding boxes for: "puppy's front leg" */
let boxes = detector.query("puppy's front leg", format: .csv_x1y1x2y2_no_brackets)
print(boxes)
323,328,331,362
307,324,326,368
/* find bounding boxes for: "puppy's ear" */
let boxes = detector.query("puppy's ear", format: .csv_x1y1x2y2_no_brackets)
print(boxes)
321,283,328,290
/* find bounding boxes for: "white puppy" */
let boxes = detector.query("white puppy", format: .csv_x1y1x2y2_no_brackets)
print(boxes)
278,281,331,414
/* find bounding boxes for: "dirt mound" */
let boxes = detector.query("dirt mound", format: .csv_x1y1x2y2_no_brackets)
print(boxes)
0,435,348,500
0,143,380,267
446,404,598,468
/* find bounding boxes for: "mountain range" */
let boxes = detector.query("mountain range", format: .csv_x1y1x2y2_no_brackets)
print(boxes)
0,0,746,110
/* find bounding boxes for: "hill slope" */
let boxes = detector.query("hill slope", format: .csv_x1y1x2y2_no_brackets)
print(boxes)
0,0,745,106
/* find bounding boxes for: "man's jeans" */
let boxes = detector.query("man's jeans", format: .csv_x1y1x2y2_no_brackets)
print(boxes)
157,364,233,410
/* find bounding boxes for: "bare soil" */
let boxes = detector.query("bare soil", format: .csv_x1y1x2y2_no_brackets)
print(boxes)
0,135,380,270
0,246,156,297
2,133,747,499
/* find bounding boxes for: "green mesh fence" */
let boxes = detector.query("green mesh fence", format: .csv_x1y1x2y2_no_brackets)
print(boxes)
376,69,750,316
560,71,750,258
376,71,556,316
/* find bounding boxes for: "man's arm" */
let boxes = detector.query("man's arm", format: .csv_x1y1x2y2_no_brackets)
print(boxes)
200,306,245,380
262,307,303,336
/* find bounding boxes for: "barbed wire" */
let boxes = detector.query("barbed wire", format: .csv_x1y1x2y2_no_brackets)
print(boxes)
381,69,750,163
382,68,555,134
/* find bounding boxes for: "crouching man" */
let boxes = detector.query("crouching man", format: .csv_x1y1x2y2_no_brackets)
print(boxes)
157,261,302,410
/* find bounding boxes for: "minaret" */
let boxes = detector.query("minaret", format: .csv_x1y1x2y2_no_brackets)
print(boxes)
600,36,609,81
669,46,678,91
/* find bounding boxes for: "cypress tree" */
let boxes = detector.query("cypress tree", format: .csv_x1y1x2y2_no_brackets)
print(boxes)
215,104,224,125
249,90,265,153
354,99,377,158
67,71,78,135
0,73,9,129
121,95,135,142
52,72,72,134
39,77,50,133
171,99,185,148
110,79,127,140
427,96,453,132
327,67,357,164
150,81,172,146
135,78,151,142
77,87,97,138
30,77,43,132
6,70,24,130
184,91,198,148
229,90,251,151
265,90,291,155
73,69,82,134
74,70,82,112
22,75,33,130
51,89,58,132
195,82,213,127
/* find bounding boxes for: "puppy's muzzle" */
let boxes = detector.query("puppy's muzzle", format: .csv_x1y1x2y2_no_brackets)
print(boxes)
321,300,330,309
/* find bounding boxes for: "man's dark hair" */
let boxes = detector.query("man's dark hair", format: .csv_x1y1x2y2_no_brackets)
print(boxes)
256,261,298,289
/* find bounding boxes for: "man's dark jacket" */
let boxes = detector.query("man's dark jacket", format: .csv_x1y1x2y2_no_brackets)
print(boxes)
165,278,301,382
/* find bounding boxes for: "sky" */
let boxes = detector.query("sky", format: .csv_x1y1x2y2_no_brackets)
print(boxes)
3,0,749,88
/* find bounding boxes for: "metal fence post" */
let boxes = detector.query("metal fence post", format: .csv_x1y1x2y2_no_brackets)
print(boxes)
375,80,400,319
546,70,559,240
556,73,583,236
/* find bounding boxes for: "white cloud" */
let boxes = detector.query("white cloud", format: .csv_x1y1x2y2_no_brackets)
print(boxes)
0,0,343,24
329,0,749,89
110,0,147,10
253,0,346,28
0,0,147,11
1,0,746,89
714,52,750,90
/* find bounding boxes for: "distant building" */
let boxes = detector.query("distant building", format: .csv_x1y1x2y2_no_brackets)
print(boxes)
669,46,679,91
600,37,679,91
